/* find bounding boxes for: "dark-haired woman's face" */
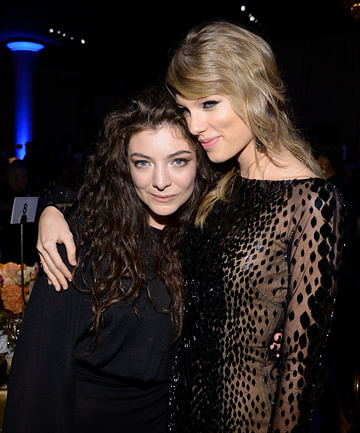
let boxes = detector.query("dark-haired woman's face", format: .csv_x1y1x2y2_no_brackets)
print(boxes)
128,125,197,229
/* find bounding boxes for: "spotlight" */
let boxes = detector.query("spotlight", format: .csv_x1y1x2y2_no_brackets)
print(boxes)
6,41,45,53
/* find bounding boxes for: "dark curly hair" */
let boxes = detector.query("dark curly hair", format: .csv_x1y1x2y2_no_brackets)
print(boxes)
70,85,215,343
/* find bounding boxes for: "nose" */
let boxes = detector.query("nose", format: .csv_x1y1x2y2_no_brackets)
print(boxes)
187,113,206,136
153,164,171,190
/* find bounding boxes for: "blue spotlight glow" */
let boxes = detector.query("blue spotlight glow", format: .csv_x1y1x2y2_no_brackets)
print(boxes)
6,41,45,53
14,66,32,160
7,41,45,159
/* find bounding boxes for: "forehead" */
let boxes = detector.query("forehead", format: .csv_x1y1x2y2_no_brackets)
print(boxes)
128,125,193,154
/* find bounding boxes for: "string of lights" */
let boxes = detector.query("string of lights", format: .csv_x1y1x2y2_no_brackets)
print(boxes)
48,27,86,45
240,4,259,25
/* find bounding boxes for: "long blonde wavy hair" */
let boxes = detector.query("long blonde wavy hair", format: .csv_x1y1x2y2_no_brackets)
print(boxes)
166,20,322,227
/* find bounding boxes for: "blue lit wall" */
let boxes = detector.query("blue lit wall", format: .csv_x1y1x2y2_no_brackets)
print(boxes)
14,52,32,160
6,41,44,159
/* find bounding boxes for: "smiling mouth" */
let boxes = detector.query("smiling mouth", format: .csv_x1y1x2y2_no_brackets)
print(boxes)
199,137,219,150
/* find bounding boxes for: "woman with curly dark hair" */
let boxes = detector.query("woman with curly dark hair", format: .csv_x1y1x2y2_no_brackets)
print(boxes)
2,85,215,433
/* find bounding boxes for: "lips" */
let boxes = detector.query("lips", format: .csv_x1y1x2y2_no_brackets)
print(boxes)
150,194,176,202
199,136,219,151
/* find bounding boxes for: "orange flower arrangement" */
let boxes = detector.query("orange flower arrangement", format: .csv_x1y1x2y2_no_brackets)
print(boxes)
0,262,39,314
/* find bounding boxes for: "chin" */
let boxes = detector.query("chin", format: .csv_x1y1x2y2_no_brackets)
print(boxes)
208,154,228,164
151,206,179,217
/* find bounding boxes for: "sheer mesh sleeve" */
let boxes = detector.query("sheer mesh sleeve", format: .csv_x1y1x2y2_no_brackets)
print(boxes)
270,181,346,433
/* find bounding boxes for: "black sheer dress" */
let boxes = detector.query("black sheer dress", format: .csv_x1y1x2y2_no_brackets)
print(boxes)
169,176,346,433
3,227,175,433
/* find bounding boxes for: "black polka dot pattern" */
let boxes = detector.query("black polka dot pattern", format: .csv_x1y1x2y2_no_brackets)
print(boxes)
168,177,346,433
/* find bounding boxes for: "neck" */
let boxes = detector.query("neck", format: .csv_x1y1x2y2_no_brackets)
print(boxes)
148,212,168,230
236,143,316,180
236,142,276,179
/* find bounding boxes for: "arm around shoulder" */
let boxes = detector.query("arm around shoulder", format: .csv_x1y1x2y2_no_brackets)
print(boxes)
37,206,76,291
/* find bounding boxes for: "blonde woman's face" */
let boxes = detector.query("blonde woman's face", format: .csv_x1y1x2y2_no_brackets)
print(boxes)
176,94,255,164
128,125,197,229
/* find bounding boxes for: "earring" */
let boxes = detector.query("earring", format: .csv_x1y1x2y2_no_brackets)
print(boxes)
255,139,264,149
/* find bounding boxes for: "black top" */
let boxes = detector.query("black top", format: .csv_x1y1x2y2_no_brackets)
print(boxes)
169,177,346,433
3,227,176,433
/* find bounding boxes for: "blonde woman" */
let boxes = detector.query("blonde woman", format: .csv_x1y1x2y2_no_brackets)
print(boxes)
165,20,346,433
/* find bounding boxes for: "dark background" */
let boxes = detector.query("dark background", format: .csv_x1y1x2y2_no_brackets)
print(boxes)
0,0,359,165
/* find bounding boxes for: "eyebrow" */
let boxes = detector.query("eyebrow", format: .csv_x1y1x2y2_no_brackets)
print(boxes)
129,150,193,159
